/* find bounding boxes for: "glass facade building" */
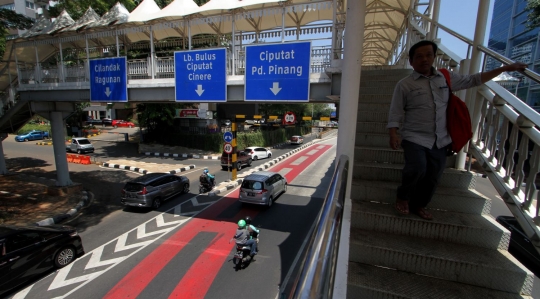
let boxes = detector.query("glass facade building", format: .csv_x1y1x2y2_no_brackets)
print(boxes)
487,0,540,107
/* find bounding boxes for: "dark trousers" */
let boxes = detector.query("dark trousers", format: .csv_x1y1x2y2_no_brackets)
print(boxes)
397,139,448,209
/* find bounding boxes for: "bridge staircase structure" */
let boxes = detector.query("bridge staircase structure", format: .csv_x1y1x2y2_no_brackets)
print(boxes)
344,67,534,298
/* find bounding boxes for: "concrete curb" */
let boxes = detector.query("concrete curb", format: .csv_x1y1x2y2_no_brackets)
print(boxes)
35,190,92,226
102,162,196,175
36,141,53,145
144,152,220,160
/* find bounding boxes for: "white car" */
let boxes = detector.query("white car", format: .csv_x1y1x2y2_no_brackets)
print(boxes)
244,146,272,161
290,135,304,145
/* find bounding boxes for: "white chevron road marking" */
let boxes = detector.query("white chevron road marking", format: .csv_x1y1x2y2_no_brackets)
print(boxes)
13,193,228,299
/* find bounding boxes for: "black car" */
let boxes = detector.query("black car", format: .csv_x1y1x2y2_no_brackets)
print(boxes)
496,215,540,276
0,225,84,297
121,173,190,209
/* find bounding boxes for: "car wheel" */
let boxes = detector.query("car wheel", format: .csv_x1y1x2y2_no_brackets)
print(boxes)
268,153,272,158
253,156,258,161
267,196,274,207
54,246,76,268
24,138,28,142
222,166,228,171
236,162,242,171
247,159,252,167
152,197,162,209
182,183,190,194
77,149,82,154
283,184,287,193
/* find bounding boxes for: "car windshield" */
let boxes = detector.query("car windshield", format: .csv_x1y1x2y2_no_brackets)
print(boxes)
124,182,144,192
241,180,263,190
77,139,91,145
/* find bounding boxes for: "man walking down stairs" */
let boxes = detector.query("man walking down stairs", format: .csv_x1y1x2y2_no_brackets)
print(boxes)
347,67,534,298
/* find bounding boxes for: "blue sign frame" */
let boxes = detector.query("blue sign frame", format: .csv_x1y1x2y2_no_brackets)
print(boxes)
89,57,128,102
244,42,311,102
174,48,227,102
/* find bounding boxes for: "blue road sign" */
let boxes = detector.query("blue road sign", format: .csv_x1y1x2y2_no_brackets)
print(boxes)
245,42,311,102
175,48,227,102
89,57,128,102
223,131,233,143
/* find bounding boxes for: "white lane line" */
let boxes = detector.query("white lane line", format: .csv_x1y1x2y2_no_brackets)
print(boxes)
306,150,319,155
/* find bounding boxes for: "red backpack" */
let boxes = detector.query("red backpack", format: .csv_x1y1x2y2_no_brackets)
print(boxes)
439,68,473,153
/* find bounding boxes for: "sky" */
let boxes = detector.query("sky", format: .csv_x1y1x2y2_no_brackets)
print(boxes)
433,0,495,59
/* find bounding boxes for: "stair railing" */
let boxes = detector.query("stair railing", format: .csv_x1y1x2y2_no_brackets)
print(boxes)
279,154,349,299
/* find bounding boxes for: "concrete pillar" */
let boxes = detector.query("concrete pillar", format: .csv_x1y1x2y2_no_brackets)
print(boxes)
150,28,155,79
50,111,72,186
0,138,7,175
336,0,365,198
455,59,470,170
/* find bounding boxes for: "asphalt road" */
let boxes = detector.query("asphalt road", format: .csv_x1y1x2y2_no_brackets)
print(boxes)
3,130,333,299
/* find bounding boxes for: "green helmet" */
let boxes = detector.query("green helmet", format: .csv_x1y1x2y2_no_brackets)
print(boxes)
238,219,246,228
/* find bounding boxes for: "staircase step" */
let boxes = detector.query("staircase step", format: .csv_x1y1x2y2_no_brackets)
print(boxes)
359,86,394,95
350,201,508,250
357,102,390,112
360,80,402,88
347,262,533,299
354,146,456,167
353,161,476,189
349,227,533,294
355,133,389,147
357,111,388,122
351,180,491,214
356,122,389,134
359,94,393,103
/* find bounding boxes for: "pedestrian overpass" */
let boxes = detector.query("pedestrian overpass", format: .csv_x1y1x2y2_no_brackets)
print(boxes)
1,0,540,298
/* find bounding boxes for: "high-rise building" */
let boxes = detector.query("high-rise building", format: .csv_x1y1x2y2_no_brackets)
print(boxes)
0,0,50,40
487,0,540,107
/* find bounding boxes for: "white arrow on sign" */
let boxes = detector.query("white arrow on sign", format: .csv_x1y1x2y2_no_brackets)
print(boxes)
270,82,282,95
195,85,205,96
105,87,112,97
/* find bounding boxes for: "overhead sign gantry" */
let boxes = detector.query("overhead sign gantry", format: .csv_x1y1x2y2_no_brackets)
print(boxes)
89,57,128,102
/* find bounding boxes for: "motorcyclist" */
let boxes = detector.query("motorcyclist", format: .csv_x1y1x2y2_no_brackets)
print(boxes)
200,168,215,189
231,219,257,257
245,216,259,241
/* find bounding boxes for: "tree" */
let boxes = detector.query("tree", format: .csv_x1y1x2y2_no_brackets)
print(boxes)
526,0,540,29
0,9,35,56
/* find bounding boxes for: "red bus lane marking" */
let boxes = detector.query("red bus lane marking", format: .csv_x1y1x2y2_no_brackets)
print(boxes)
104,143,332,299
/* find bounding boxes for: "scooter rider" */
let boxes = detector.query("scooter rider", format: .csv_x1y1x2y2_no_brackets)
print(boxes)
201,168,215,188
245,216,259,240
231,219,257,257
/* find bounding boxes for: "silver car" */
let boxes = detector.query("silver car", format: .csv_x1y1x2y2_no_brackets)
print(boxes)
239,171,287,207
121,173,190,209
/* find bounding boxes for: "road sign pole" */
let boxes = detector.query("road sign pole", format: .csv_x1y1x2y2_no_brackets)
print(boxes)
232,122,237,180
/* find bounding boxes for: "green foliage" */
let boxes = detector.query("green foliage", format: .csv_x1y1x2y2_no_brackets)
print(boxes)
0,8,34,57
527,0,540,29
65,102,91,128
17,123,51,135
258,103,334,119
145,126,311,152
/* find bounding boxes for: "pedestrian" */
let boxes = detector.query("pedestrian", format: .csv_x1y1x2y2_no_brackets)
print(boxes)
387,40,527,221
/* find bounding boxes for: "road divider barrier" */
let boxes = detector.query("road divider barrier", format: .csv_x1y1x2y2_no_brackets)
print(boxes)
107,132,129,142
67,154,92,165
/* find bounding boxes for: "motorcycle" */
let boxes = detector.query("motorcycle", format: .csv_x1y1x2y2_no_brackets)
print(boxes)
199,179,215,194
232,232,259,269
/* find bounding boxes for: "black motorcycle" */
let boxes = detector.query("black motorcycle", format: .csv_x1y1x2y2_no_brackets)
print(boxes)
199,179,215,194
232,232,259,269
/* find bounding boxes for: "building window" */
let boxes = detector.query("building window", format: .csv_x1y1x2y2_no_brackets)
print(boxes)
0,4,15,10
25,1,34,9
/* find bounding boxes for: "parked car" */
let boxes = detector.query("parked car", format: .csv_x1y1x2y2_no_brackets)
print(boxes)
496,216,540,276
101,118,113,127
221,119,232,127
290,135,304,145
221,150,252,171
112,120,135,128
0,225,84,297
14,130,49,142
85,118,103,126
121,173,190,209
66,137,94,154
239,171,287,207
244,146,272,161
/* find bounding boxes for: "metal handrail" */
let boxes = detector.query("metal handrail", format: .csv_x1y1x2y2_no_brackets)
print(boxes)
280,154,349,299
